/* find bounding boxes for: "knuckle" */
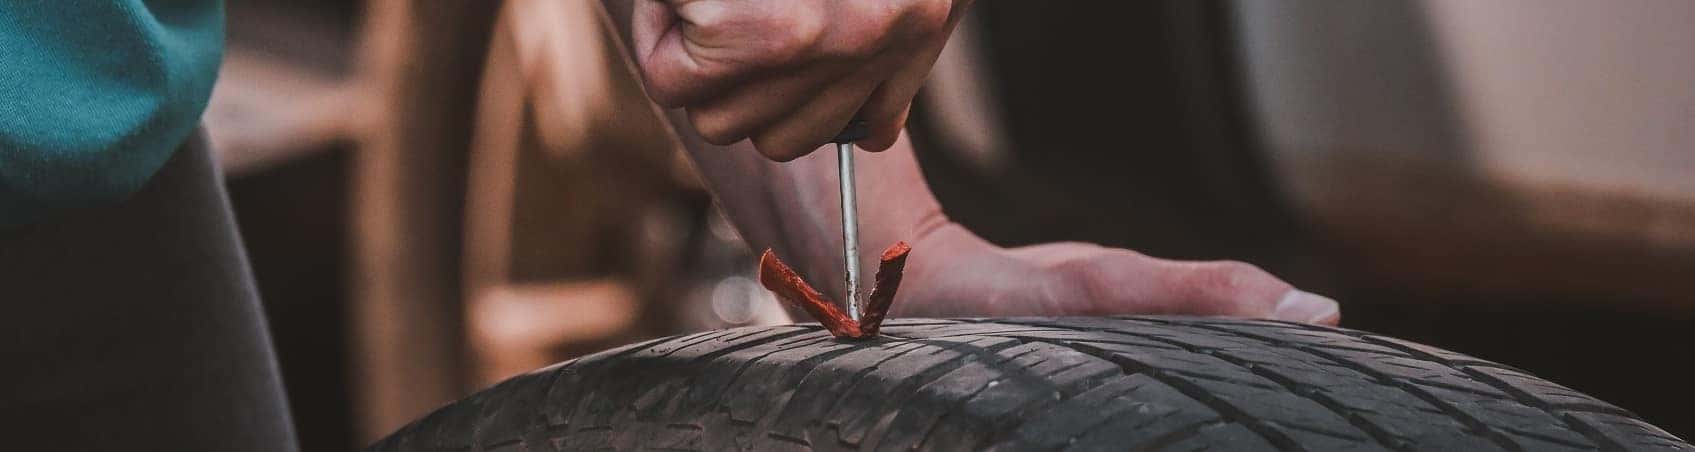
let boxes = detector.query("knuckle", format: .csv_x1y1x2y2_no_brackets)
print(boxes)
818,3,898,59
1050,255,1113,298
824,0,949,59
753,10,825,64
1182,260,1266,299
1053,266,1101,308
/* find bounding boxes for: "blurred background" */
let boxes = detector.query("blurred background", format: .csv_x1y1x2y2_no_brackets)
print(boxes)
210,0,1695,449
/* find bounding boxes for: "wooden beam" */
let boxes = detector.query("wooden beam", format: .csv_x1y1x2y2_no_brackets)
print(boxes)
347,0,502,442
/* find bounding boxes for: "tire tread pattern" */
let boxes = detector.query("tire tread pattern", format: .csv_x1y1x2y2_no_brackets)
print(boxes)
370,317,1690,451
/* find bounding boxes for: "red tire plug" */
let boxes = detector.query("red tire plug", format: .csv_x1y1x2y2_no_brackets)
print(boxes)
757,119,909,339
758,242,909,339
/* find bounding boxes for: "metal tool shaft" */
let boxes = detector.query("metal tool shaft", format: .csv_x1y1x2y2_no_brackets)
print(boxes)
837,142,863,322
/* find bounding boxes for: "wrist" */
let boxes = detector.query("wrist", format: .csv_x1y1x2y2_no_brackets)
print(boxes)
895,220,1057,317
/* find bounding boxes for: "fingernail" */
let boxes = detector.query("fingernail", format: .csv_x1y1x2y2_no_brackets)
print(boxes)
1272,289,1340,324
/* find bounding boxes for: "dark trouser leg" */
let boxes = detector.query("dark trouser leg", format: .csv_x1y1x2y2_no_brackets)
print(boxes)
0,131,299,451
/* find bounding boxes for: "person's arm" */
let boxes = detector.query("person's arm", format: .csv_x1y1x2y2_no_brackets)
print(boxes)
671,118,1337,322
598,0,1339,322
0,0,223,228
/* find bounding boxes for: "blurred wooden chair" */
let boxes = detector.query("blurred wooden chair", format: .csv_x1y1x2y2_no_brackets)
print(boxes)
462,0,708,386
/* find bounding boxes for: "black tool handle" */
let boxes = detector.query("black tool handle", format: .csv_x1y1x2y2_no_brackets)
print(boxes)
832,118,869,144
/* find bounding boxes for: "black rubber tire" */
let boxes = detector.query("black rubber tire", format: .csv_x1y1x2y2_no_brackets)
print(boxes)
370,317,1690,451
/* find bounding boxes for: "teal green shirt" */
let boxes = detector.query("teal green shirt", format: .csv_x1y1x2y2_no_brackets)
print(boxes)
1,0,223,228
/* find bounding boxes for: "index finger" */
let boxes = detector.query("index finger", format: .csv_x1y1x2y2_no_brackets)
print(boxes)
632,0,827,106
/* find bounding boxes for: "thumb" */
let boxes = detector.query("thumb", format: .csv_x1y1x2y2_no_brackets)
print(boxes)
1145,259,1340,325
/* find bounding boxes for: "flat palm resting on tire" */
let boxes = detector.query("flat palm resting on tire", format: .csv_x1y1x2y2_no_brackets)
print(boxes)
370,317,1690,451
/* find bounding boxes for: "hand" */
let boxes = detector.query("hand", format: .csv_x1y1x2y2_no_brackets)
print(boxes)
630,0,970,161
894,223,1342,325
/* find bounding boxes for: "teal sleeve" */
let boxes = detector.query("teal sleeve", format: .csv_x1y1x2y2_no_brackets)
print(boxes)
0,0,223,228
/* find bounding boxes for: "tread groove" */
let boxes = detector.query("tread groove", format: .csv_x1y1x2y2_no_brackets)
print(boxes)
1129,331,1414,451
1360,335,1632,452
849,338,1031,449
1020,338,1304,451
830,338,1028,448
369,318,1688,452
1000,318,1528,452
1129,420,1230,451
1175,321,1532,452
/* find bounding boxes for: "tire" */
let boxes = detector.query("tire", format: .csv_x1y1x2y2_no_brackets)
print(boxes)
370,317,1690,451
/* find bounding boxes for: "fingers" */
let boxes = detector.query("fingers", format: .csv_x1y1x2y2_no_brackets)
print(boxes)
634,0,829,107
631,0,968,160
1272,289,1342,326
1020,245,1340,325
747,73,883,161
857,1,965,151
684,63,844,145
1155,259,1338,325
741,41,923,160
